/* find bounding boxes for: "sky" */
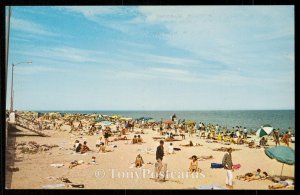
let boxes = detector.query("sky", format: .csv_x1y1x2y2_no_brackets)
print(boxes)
5,6,295,111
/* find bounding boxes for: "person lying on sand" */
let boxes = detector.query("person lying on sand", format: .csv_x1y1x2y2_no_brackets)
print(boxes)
98,143,113,153
268,179,294,189
113,136,127,141
236,169,269,181
80,141,90,154
135,154,145,168
69,160,84,169
189,155,201,173
180,141,203,147
164,137,181,142
189,155,213,160
213,147,240,152
69,160,79,169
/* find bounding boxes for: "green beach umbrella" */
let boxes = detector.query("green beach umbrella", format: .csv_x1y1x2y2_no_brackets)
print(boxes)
95,118,105,122
265,146,295,176
256,125,274,137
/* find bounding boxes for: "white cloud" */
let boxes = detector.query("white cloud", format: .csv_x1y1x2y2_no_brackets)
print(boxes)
57,6,119,19
150,67,188,75
14,65,64,75
11,17,57,36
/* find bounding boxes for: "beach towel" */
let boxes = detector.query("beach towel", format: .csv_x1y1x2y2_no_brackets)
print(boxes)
211,163,224,168
50,164,64,168
41,184,65,189
232,164,241,170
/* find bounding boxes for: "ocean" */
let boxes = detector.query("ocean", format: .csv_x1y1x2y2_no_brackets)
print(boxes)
36,110,295,132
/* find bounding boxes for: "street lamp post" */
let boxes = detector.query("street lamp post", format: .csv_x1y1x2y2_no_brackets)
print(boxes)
10,61,32,112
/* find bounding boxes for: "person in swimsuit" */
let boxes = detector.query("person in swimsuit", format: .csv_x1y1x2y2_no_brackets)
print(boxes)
189,155,199,173
135,154,145,167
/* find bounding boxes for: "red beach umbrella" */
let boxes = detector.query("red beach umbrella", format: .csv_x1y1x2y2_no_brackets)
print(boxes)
163,120,174,124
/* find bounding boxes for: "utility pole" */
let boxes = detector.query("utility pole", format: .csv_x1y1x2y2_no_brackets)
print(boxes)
6,6,11,101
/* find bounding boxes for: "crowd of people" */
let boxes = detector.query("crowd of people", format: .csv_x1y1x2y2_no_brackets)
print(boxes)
8,111,295,190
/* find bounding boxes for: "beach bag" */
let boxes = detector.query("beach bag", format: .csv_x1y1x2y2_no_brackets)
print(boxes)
211,163,224,168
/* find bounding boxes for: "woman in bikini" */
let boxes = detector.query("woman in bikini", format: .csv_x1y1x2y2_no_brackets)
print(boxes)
189,155,201,173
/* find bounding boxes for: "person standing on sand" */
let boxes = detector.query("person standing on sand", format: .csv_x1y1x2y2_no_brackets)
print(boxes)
282,131,290,147
273,129,280,146
155,140,165,181
222,148,234,189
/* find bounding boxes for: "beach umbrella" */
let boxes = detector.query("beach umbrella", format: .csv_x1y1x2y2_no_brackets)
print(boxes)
137,117,153,121
147,119,156,123
120,117,132,121
195,184,226,190
186,120,195,125
100,121,112,126
265,146,295,176
163,120,174,124
256,124,274,137
95,118,105,122
111,115,121,119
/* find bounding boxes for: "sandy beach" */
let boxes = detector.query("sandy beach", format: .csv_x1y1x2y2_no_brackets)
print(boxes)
5,115,294,190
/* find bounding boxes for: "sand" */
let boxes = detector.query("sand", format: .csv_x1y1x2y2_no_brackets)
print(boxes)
5,125,294,190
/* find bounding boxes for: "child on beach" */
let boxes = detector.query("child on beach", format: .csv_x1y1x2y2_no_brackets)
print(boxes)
96,137,104,147
167,143,174,154
135,154,145,168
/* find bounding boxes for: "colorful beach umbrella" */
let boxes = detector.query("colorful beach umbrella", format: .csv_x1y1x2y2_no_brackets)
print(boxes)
256,125,274,137
265,146,295,176
163,120,174,124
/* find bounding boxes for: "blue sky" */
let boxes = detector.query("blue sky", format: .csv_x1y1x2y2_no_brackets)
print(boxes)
6,6,294,111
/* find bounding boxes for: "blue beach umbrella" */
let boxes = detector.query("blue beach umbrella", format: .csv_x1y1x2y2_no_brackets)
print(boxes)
265,146,295,176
